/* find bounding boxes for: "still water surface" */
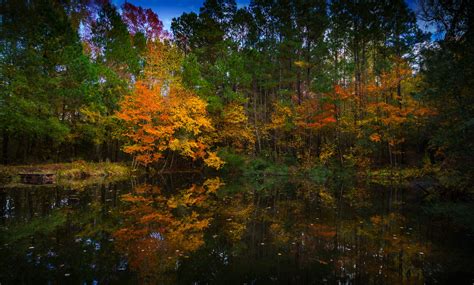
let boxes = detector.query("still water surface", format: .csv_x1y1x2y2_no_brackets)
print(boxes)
1,174,473,284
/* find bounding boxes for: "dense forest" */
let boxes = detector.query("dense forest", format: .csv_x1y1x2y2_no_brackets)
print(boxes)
1,0,473,192
2,1,474,283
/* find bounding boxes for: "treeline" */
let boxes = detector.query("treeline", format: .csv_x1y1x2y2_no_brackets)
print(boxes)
1,0,473,189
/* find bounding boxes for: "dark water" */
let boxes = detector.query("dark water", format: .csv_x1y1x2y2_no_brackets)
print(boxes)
1,174,474,284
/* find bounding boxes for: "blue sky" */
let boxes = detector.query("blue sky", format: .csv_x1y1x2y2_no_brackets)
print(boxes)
112,0,430,35
112,0,250,31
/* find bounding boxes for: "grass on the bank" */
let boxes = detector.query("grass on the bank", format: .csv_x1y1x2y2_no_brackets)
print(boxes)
0,161,130,184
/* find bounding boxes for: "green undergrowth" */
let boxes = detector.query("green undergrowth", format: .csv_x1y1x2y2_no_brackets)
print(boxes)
218,149,435,189
218,150,337,185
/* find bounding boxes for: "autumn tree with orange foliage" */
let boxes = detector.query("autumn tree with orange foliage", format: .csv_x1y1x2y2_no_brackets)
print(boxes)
328,58,435,167
364,59,435,166
265,93,340,164
117,41,224,169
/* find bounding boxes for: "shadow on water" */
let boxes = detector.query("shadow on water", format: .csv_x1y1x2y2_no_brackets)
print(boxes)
1,173,473,284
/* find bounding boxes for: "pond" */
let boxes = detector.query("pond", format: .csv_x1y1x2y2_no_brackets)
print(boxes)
1,174,473,284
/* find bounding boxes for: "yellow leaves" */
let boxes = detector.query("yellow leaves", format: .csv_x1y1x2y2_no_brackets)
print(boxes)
167,198,179,209
182,191,198,206
79,106,101,123
223,103,247,124
167,190,196,209
169,138,199,159
166,178,223,210
144,41,183,87
203,177,225,193
169,87,213,136
217,102,255,151
268,102,293,130
318,189,335,206
319,143,335,164
294,60,311,69
269,223,290,245
203,151,225,169
168,138,180,151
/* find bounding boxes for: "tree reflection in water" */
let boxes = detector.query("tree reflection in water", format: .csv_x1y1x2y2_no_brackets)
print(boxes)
113,178,223,283
1,175,472,284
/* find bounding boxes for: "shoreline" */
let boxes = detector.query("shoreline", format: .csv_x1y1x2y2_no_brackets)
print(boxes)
0,161,132,187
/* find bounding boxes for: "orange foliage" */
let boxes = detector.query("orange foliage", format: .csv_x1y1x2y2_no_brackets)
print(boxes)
369,133,382,143
334,84,353,100
113,178,222,282
296,97,337,130
362,59,436,146
117,41,224,169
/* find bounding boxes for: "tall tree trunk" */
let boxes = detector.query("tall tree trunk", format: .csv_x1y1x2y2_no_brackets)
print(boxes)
297,70,302,104
2,130,9,164
253,80,262,154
